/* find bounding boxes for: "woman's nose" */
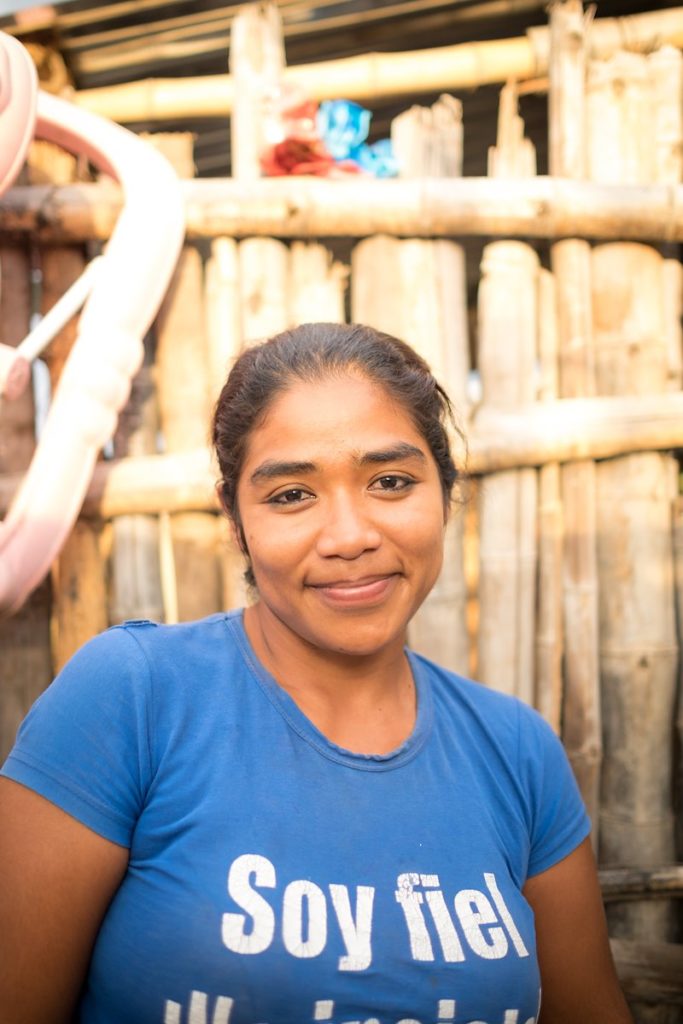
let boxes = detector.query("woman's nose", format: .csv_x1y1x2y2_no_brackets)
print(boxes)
315,494,382,559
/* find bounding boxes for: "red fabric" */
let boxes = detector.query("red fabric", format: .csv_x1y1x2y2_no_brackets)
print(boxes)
261,138,363,177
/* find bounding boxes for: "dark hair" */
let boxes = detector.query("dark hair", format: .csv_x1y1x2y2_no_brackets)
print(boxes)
212,322,465,586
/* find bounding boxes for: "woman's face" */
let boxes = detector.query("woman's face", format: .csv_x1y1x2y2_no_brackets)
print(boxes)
235,371,447,659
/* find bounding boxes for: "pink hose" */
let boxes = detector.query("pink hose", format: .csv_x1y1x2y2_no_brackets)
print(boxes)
0,34,185,614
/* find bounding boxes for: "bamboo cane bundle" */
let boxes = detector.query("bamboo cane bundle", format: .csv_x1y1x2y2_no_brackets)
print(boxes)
588,47,680,968
548,0,601,829
477,83,538,704
0,244,52,759
156,244,222,623
535,268,563,732
352,93,470,675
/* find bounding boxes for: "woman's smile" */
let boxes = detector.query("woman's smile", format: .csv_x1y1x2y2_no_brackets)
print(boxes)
306,571,400,608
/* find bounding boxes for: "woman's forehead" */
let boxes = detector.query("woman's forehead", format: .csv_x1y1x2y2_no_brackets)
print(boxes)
248,373,420,444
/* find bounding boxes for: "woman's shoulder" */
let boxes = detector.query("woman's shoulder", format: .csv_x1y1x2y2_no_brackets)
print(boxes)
93,609,244,674
410,648,528,718
410,648,558,753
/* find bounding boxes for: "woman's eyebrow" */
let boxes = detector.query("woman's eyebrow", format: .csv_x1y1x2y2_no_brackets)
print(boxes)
249,459,316,483
358,442,427,466
249,443,426,483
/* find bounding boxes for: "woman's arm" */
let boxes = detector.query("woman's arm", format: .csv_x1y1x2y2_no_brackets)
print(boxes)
523,836,633,1024
0,777,128,1024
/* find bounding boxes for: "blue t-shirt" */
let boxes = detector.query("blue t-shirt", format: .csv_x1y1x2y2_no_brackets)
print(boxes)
1,611,589,1024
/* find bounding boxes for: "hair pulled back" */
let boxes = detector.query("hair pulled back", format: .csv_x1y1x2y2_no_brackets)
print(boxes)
212,322,463,585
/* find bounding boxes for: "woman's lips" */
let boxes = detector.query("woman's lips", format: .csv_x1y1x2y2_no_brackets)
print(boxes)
308,574,398,607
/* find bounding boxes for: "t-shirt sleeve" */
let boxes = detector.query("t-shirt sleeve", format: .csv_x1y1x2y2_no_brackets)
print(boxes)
0,625,153,848
518,702,591,878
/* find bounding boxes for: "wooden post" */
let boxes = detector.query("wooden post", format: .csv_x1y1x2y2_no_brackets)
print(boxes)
548,0,602,828
0,244,52,760
353,94,470,674
674,497,683,862
289,242,347,326
588,48,680,967
109,339,164,623
535,268,564,732
205,236,248,613
229,1,284,182
156,242,222,622
238,237,290,343
477,83,538,705
153,133,222,623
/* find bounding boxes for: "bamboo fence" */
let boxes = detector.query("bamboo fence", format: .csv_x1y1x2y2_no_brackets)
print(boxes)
1,0,683,1016
588,50,681,997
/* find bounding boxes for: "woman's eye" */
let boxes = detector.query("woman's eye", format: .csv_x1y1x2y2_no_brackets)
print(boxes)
268,488,313,506
370,475,413,493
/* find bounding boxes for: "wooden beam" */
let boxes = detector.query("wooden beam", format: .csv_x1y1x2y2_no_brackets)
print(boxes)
6,176,683,242
600,865,683,902
2,392,683,519
611,939,683,1006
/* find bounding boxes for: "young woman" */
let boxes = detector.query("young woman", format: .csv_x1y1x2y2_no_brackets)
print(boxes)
0,323,632,1024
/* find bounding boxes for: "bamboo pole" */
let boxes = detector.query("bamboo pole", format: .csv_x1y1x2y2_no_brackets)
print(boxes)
391,94,463,178
0,244,52,760
109,340,164,623
156,242,222,623
12,175,683,243
205,236,247,614
353,93,470,675
674,498,683,862
238,237,290,343
71,6,683,122
535,268,563,732
588,45,680,970
548,0,602,831
650,47,683,395
477,83,538,703
289,242,347,326
229,2,284,182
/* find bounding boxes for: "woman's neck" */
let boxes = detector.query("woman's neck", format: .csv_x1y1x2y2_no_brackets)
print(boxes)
242,603,416,755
